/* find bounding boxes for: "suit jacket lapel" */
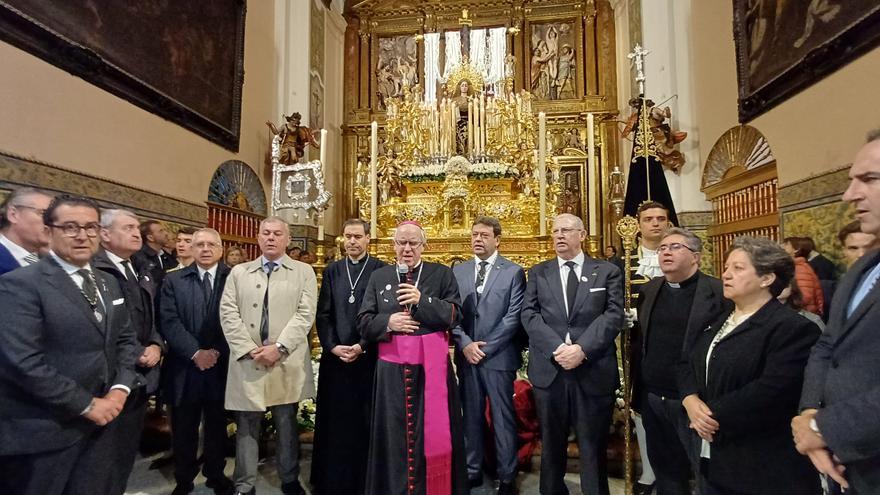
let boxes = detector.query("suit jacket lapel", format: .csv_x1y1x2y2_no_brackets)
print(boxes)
478,257,502,309
841,251,880,336
570,257,598,320
545,259,567,318
43,258,105,334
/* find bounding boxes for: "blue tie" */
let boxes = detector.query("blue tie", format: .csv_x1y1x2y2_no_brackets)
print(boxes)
848,262,880,317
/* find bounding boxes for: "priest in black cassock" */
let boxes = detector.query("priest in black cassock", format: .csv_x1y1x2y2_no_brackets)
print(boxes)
310,219,386,495
358,221,468,495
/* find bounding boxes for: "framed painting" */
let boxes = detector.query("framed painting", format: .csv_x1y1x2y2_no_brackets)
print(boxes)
734,0,880,122
527,19,580,101
0,0,246,151
373,34,419,111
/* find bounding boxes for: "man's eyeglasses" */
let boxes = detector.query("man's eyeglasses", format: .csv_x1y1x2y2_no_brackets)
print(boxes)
394,239,423,248
551,227,582,236
657,242,696,253
48,222,101,238
12,204,46,217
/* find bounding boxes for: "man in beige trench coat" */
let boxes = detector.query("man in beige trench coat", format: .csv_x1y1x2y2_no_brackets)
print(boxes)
220,216,317,495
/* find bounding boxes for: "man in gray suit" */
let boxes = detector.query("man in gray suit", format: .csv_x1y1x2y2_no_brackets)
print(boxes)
0,194,139,495
794,130,880,493
452,216,526,495
522,213,624,495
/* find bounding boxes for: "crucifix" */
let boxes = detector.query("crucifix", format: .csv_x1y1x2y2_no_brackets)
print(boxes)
627,43,651,95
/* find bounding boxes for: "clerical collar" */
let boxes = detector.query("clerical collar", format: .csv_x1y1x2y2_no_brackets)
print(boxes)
348,253,368,265
666,270,700,289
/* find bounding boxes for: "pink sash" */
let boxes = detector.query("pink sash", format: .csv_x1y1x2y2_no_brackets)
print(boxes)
378,332,452,495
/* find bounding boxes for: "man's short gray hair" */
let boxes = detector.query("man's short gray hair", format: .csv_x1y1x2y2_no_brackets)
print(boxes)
259,216,289,232
662,226,702,252
100,209,139,228
867,128,880,143
394,223,428,244
193,227,222,244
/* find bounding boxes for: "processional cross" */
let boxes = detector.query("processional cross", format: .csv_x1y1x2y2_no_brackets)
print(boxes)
627,43,651,94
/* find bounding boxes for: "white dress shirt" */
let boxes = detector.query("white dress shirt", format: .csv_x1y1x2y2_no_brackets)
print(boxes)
104,250,132,279
556,251,585,319
198,263,218,283
474,251,499,293
0,233,36,267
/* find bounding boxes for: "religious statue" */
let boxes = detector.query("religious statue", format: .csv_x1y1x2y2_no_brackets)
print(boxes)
266,112,319,164
622,101,688,174
228,191,252,212
452,79,473,156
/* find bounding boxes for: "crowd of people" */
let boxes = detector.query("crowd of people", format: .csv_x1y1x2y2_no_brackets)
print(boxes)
0,132,878,495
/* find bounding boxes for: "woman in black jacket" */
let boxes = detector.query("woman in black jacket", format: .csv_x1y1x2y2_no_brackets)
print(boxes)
681,236,821,494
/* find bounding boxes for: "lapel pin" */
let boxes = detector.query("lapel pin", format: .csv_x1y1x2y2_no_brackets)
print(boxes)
385,284,392,291
581,276,588,282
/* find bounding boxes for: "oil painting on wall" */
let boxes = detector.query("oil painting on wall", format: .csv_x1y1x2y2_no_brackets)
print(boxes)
375,35,418,110
529,21,577,101
734,0,880,121
0,0,246,150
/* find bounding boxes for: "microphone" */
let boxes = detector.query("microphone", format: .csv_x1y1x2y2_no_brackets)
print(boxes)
397,263,411,313
397,263,410,284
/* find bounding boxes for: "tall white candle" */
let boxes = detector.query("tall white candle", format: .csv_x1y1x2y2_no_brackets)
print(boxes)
370,121,378,238
538,112,547,237
317,210,325,244
319,129,328,167
480,94,486,159
587,113,597,235
468,100,474,157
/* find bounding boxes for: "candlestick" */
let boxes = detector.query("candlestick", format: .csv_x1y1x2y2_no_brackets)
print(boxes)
370,121,378,238
319,129,328,167
538,112,547,237
587,113,597,235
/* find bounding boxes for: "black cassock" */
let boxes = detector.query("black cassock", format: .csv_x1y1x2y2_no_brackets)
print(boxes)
358,262,468,495
311,255,386,495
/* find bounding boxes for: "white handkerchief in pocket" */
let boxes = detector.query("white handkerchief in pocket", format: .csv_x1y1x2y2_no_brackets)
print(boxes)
112,298,125,306
589,287,606,293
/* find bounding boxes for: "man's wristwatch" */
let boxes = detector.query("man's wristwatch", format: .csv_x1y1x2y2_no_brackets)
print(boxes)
275,342,289,354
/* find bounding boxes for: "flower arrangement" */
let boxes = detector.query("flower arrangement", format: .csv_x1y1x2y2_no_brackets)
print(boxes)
400,159,515,182
297,355,321,432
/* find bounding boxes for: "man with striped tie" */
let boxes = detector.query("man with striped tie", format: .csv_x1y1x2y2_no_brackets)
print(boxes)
0,187,53,276
0,194,139,495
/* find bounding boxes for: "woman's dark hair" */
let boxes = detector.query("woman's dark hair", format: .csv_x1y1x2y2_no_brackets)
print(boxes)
782,236,810,259
726,236,794,297
783,278,805,311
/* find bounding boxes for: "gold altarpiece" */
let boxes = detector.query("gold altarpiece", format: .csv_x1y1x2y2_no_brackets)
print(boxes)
341,0,622,264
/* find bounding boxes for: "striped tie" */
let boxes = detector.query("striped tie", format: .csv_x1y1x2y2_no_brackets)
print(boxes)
23,253,39,265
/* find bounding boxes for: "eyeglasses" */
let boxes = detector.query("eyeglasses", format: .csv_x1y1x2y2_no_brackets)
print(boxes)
394,239,423,248
48,222,101,238
194,241,221,249
551,227,582,236
657,242,696,253
12,204,46,216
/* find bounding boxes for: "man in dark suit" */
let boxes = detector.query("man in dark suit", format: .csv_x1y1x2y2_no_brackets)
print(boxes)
92,208,165,494
0,187,53,275
0,194,140,495
521,213,624,495
132,219,174,286
452,216,526,495
795,131,880,493
160,228,233,495
631,227,730,495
